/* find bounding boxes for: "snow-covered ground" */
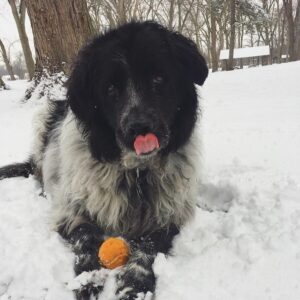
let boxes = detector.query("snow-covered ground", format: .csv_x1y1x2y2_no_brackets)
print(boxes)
0,62,300,300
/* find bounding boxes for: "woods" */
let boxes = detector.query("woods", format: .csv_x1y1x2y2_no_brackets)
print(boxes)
1,0,300,85
86,0,300,70
7,0,34,79
0,38,15,80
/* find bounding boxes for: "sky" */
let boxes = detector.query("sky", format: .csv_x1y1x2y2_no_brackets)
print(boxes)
0,0,33,64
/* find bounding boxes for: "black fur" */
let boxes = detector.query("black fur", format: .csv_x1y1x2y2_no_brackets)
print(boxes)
0,162,33,180
41,101,68,151
67,21,208,163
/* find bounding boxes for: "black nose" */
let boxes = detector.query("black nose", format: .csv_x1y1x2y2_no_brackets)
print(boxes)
126,119,153,137
122,107,157,138
121,104,160,143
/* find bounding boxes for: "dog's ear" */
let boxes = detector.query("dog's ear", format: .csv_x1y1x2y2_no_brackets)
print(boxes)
67,42,121,162
67,44,99,123
170,32,208,86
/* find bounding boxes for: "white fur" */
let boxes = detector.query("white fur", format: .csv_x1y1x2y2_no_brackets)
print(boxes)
32,103,201,236
31,103,53,181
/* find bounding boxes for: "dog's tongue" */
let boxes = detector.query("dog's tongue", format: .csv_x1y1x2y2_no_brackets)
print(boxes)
134,133,159,155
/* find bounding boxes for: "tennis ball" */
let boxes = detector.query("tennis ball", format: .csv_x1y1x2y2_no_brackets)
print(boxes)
98,237,130,269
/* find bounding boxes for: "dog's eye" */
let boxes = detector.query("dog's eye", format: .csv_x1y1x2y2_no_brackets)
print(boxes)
107,84,116,96
152,76,164,85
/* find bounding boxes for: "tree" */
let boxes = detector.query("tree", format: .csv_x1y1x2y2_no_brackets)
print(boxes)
210,0,219,72
12,0,296,87
8,0,35,79
292,0,300,59
283,0,300,61
25,0,94,76
23,0,95,101
228,0,236,70
12,51,26,79
0,38,16,80
276,0,287,63
88,0,145,29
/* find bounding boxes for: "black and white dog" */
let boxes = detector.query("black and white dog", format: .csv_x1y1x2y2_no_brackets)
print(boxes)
0,21,208,299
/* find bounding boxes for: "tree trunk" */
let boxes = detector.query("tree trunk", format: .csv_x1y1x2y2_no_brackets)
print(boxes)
0,39,16,80
25,0,94,76
178,0,182,31
210,4,218,72
227,0,236,70
8,0,35,80
277,0,285,63
295,0,300,59
168,0,176,30
116,0,127,25
283,0,297,61
279,15,286,62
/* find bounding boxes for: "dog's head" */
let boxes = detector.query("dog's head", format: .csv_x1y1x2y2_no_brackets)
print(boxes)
67,21,208,166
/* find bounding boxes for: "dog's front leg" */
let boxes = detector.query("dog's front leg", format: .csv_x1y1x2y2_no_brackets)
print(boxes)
116,225,179,300
58,222,105,300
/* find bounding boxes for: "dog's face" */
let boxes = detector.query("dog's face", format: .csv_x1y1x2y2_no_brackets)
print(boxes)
68,22,208,165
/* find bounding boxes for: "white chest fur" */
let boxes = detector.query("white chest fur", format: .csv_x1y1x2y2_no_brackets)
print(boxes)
42,110,200,236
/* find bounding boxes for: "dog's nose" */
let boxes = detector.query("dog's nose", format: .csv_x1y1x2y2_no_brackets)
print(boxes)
121,106,158,140
126,119,153,137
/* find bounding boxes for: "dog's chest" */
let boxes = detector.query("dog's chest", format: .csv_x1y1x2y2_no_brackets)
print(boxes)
114,168,158,233
78,160,194,237
56,115,197,236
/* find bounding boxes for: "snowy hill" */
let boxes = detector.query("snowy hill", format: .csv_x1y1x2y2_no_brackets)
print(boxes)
0,62,300,300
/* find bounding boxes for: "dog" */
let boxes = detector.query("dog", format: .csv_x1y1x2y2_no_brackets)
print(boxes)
0,21,208,299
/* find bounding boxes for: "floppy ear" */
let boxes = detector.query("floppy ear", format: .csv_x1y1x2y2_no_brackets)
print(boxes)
67,41,121,162
67,44,99,123
170,32,208,86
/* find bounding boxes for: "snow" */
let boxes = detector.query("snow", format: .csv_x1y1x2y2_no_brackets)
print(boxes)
219,45,270,59
26,72,67,103
0,62,300,299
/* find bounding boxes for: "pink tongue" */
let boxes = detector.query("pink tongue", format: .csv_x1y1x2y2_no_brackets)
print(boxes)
134,133,160,155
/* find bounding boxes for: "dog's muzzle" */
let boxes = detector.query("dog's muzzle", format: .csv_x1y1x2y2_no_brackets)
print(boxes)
119,107,167,155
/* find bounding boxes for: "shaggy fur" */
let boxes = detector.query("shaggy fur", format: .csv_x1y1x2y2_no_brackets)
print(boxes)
0,21,208,300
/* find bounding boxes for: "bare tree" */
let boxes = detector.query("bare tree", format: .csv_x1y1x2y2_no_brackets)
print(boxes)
295,0,300,59
12,51,27,79
15,0,296,82
273,0,286,62
8,0,35,79
88,0,104,31
88,0,146,29
210,1,218,71
168,0,176,29
283,0,300,61
0,38,16,80
228,0,236,70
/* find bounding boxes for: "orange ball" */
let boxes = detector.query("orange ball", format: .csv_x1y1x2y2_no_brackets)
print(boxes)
98,237,130,269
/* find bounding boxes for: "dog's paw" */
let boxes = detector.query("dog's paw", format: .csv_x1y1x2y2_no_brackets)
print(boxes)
74,252,101,275
117,289,153,300
116,265,155,300
68,269,109,300
75,284,102,300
